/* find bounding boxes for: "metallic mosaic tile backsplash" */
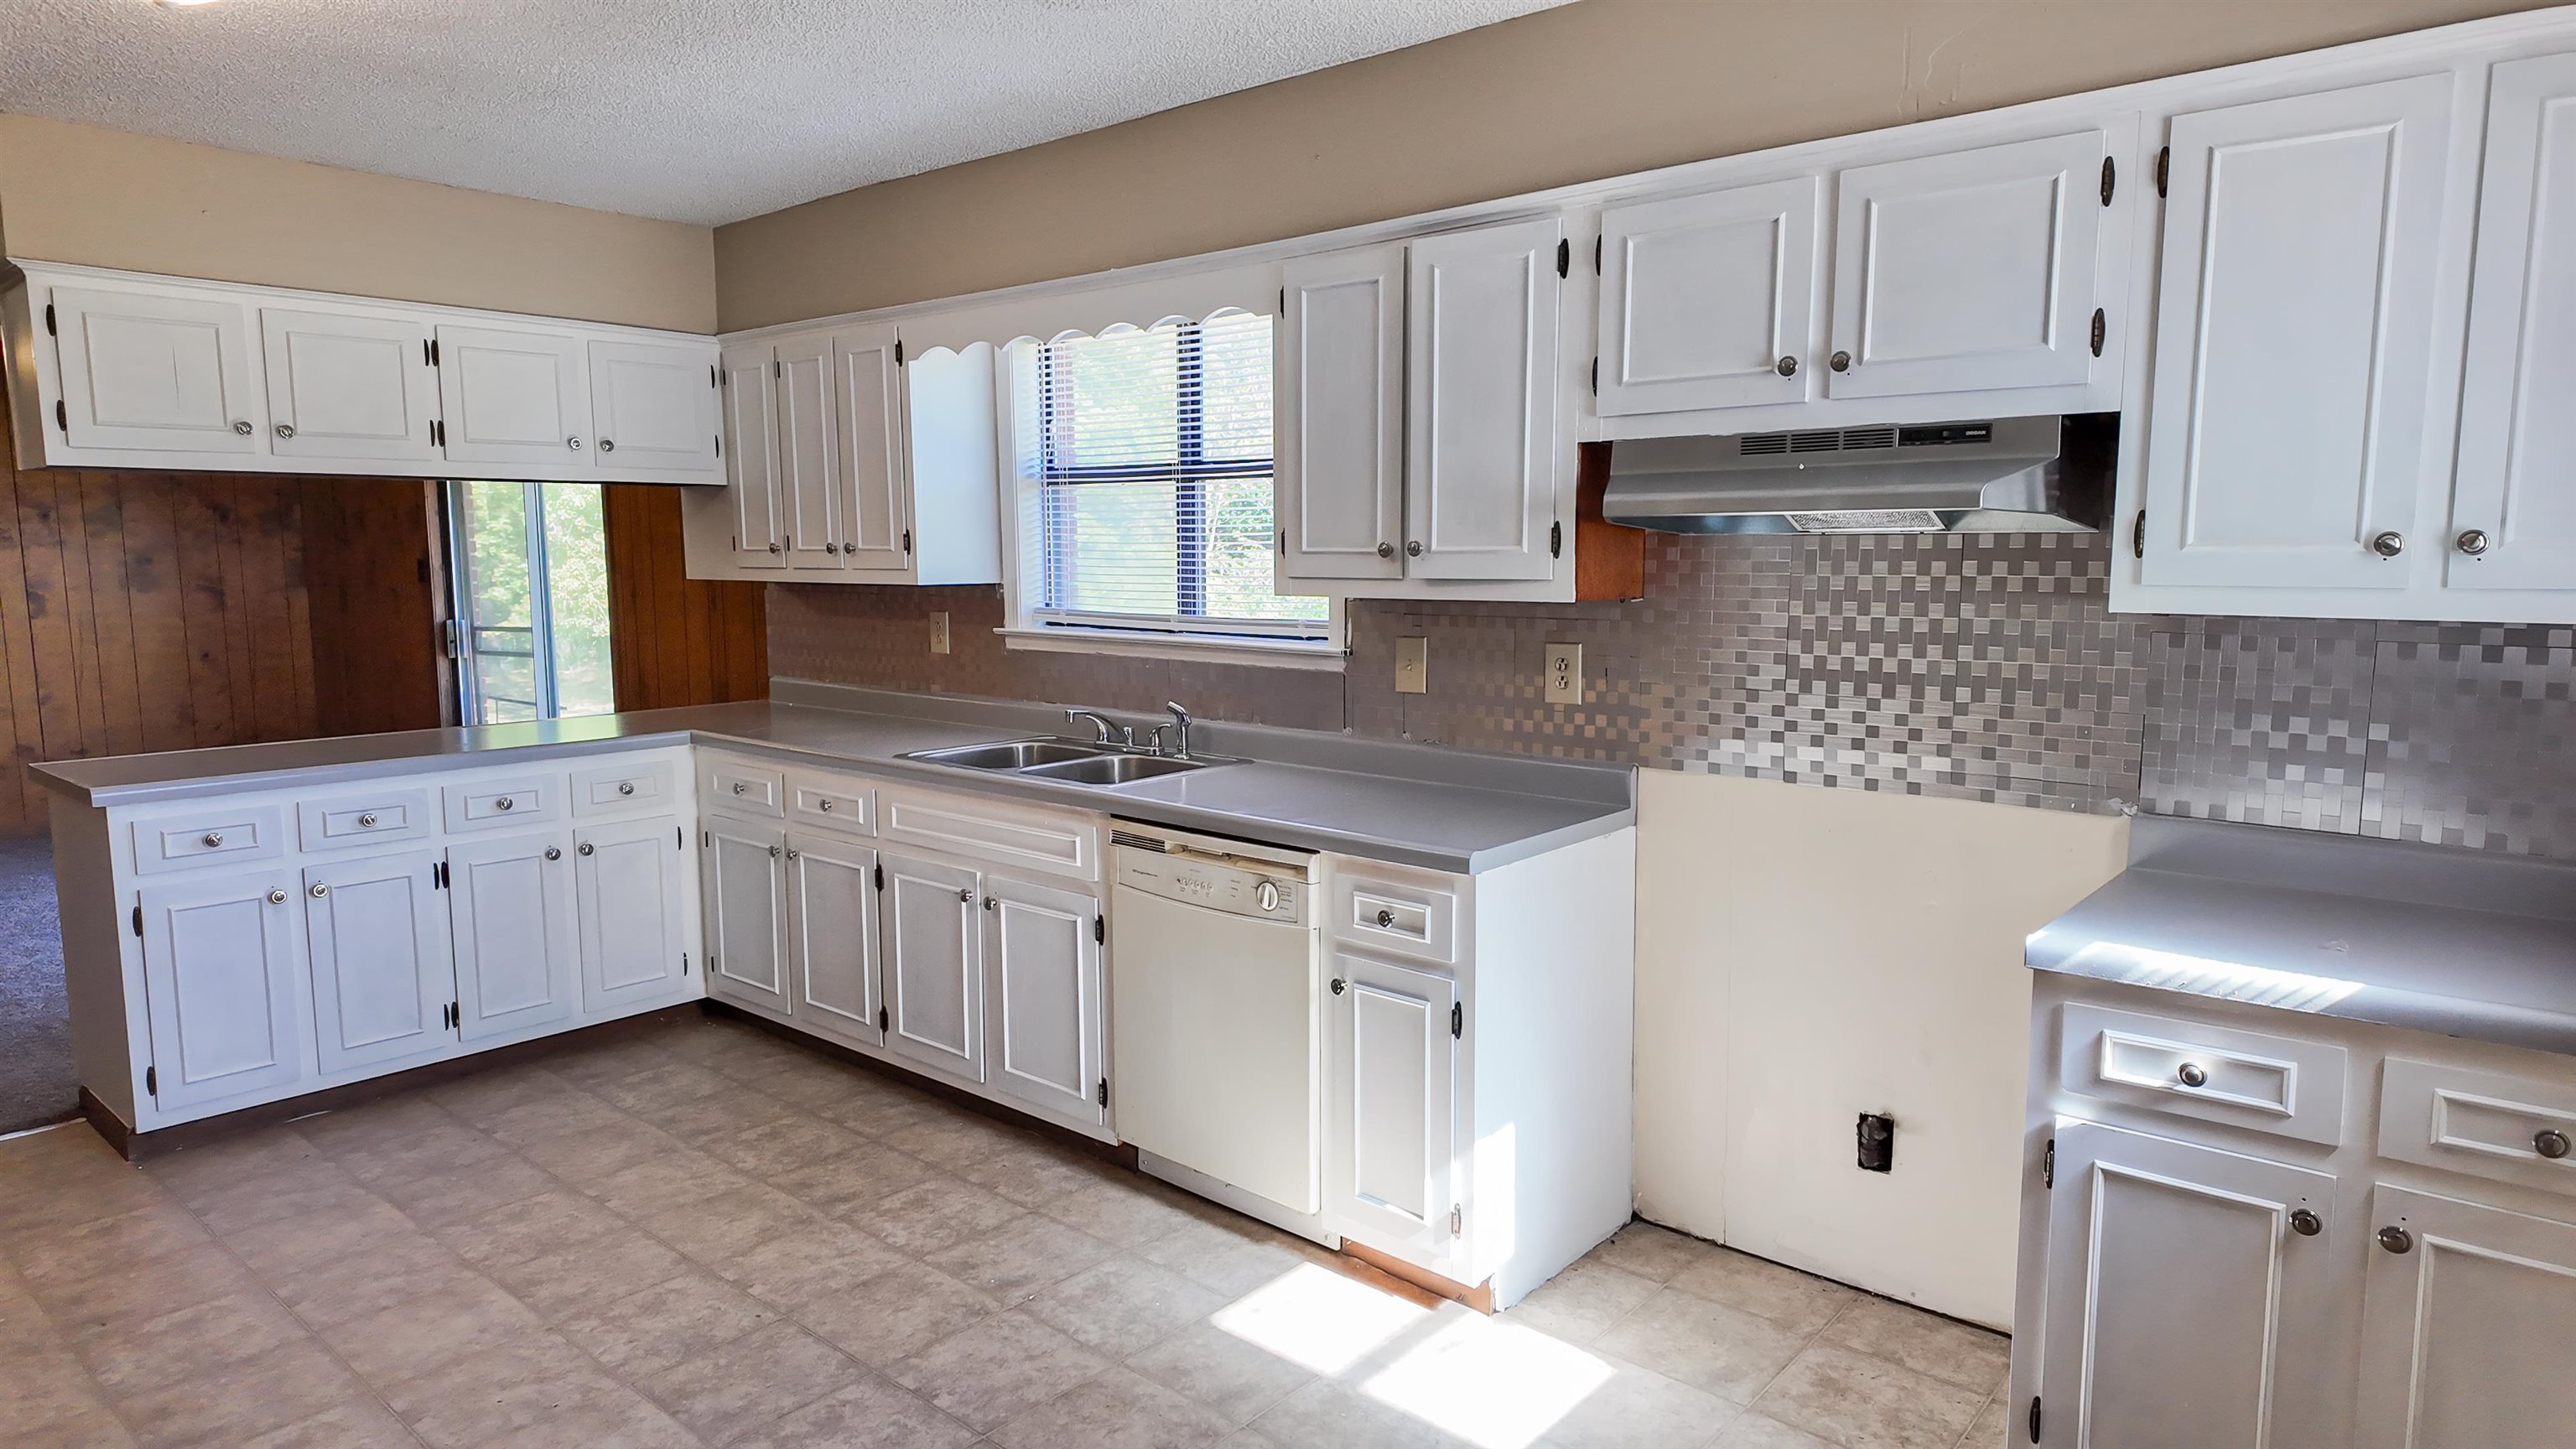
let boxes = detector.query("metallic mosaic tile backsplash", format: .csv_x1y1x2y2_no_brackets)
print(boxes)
767,533,2576,860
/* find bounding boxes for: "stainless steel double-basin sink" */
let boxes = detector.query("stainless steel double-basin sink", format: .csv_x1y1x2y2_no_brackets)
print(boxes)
901,738,1223,787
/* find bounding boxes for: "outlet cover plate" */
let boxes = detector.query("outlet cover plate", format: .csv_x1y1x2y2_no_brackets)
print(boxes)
928,612,952,655
1394,636,1428,694
1545,642,1581,704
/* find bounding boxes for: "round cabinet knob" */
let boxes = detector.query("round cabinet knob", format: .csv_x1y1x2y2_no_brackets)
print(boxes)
823,542,839,554
958,888,975,904
2288,1208,2322,1237
578,842,595,857
2371,530,2406,558
1775,356,1798,377
598,438,615,453
543,846,561,861
2177,1062,2210,1088
266,888,288,904
1257,880,1281,912
309,882,329,898
1376,543,1394,558
274,423,296,440
1405,541,1424,557
2536,1128,2572,1161
1330,978,1346,995
202,832,224,848
768,543,782,554
2377,1225,2415,1255
618,782,636,796
495,796,515,811
1375,908,1395,928
768,844,782,859
732,782,747,795
566,435,584,450
356,813,377,828
231,419,253,436
784,848,798,860
2456,529,2491,557
984,896,997,911
818,798,833,812
1829,351,1852,373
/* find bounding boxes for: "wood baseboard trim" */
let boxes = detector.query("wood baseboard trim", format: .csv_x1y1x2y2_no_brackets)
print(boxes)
108,1005,703,1163
1338,1237,1496,1314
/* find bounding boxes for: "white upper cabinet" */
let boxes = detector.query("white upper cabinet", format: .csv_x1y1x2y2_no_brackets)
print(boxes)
2135,75,2457,593
1279,243,1406,580
1405,216,1564,582
434,323,592,470
1598,177,1821,416
833,323,911,574
774,334,840,571
717,343,784,564
588,338,719,478
260,307,439,463
50,284,262,455
2446,51,2576,598
1826,129,2110,399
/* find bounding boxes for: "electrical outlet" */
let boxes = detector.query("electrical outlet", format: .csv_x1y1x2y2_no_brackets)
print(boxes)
1394,636,1428,694
928,611,951,655
1544,642,1581,704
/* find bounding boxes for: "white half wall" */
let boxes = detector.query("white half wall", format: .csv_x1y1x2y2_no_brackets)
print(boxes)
1632,771,2128,1329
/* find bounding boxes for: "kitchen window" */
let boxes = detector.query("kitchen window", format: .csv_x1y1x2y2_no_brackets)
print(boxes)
444,480,615,724
1008,310,1336,661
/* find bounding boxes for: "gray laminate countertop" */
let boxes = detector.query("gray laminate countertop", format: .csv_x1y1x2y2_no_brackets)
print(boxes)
2028,816,2576,1057
29,683,1635,875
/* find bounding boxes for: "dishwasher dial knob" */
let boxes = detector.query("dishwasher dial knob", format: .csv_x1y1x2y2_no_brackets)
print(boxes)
1256,880,1281,912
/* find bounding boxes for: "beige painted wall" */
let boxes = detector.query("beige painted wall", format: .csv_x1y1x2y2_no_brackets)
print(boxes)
714,0,2547,329
0,114,715,332
1633,771,2127,1329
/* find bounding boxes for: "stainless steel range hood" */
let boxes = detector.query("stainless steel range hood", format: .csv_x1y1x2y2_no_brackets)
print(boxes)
1602,414,2114,535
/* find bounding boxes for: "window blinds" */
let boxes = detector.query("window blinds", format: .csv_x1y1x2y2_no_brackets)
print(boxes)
1034,312,1327,634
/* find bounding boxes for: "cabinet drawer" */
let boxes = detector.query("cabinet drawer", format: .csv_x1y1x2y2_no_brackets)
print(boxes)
296,787,431,852
572,759,675,817
2058,1003,2347,1145
879,785,1097,882
1329,869,1459,965
441,774,562,832
786,770,875,834
2381,1057,2576,1198
704,757,785,818
129,802,286,876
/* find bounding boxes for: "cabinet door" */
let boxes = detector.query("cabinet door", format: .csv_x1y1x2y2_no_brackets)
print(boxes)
718,344,786,566
588,339,719,478
302,849,451,1074
259,308,439,462
2355,1185,2576,1449
833,324,911,574
434,324,591,469
981,872,1104,1128
1825,130,2106,398
2038,1120,2344,1449
1279,244,1405,580
1597,177,1821,415
1325,948,1458,1252
137,869,304,1109
50,285,260,454
2139,75,2456,590
775,334,842,572
785,828,882,1047
703,815,790,1014
1405,216,1563,582
574,817,688,1014
881,850,982,1082
2447,51,2576,595
445,829,580,1041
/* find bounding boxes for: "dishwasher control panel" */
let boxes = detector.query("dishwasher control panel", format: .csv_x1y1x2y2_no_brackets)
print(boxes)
1114,846,1306,925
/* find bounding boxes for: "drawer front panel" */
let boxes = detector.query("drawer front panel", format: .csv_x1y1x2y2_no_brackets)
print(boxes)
878,787,1097,882
2059,1003,2347,1145
2381,1057,2576,1198
1329,870,1460,965
572,759,676,818
704,758,785,818
786,770,876,835
441,774,563,833
130,803,287,876
296,788,432,852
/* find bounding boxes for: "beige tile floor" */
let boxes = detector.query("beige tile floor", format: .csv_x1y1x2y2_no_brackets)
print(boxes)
0,1015,2012,1448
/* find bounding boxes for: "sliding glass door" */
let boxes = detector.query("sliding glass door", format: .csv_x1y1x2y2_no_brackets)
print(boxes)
448,480,614,724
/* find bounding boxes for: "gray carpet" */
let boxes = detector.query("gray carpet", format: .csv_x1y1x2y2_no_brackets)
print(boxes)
0,832,76,1134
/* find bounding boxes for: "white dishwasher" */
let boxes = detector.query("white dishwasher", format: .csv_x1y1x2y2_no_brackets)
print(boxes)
1109,823,1321,1219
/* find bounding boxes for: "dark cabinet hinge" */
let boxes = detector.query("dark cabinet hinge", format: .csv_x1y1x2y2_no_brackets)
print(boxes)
44,303,56,336
434,860,449,889
2131,510,2146,560
873,862,885,891
1555,238,1569,278
894,339,905,366
1093,914,1104,944
55,399,67,434
714,432,722,458
1451,1001,1463,1039
774,358,782,379
2028,1395,2043,1443
1096,1078,1109,1108
681,952,690,976
430,338,440,366
2089,309,2105,358
1592,235,1602,273
877,1006,890,1032
2099,155,2116,207
131,903,143,937
1549,520,1563,558
144,1065,156,1096
2043,1137,2055,1188
678,825,685,849
1279,286,1286,314
423,339,432,367
2155,146,2169,198
901,528,912,555
1590,357,1597,396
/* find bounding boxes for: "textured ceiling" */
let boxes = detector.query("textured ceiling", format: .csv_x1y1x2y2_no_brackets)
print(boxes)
0,0,1569,226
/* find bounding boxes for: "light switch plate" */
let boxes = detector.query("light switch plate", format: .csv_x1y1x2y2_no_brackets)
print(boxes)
1394,636,1428,694
1545,642,1581,704
928,612,952,655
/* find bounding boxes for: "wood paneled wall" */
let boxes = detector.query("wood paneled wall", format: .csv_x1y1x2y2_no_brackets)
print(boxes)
602,485,767,711
303,481,452,739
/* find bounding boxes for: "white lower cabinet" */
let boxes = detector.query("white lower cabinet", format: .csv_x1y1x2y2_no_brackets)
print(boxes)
302,849,451,1074
981,872,1104,1130
445,828,581,1041
704,815,791,1015
1324,948,1460,1257
136,868,304,1109
2355,1185,2576,1449
573,817,691,1014
880,850,983,1082
785,828,883,1047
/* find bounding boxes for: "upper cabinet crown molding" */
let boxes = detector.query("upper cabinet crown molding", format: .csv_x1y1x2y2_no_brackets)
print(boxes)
2,259,720,486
